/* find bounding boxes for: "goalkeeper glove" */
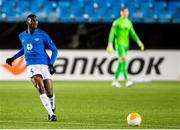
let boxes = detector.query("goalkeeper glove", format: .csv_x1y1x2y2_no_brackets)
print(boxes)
106,43,113,54
140,44,144,51
48,64,56,75
137,40,144,51
6,57,15,66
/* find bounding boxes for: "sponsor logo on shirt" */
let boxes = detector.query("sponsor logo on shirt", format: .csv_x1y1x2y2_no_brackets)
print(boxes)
34,38,40,41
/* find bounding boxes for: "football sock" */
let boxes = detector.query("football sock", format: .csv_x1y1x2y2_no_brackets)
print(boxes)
122,61,128,80
40,93,54,116
49,94,55,110
115,62,123,80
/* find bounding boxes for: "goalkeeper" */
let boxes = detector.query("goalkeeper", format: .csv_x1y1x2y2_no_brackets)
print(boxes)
106,7,144,87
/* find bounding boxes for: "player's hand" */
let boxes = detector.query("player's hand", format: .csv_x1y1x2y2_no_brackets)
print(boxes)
48,64,56,75
140,44,144,51
137,40,144,51
106,43,113,54
106,47,113,54
6,57,15,66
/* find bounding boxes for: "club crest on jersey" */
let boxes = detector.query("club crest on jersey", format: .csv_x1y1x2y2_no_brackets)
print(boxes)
27,43,33,51
34,38,39,41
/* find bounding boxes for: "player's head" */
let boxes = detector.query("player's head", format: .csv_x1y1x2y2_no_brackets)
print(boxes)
26,14,38,29
120,7,129,18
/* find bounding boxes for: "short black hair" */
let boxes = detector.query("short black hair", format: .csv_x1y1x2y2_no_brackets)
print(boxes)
121,7,128,11
27,14,37,19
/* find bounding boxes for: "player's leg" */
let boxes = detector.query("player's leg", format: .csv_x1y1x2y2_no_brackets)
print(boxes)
31,75,56,121
112,57,123,87
113,46,134,87
42,65,57,121
121,48,134,87
31,75,46,94
112,45,124,87
115,57,123,80
44,79,56,113
120,48,128,81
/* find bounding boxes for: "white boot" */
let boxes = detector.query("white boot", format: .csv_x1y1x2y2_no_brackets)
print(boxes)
112,81,121,88
126,81,134,87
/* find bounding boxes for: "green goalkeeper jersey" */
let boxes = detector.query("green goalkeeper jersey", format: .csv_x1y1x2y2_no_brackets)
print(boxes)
108,17,140,49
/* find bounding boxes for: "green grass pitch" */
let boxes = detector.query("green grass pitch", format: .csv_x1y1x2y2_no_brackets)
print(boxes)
0,81,180,129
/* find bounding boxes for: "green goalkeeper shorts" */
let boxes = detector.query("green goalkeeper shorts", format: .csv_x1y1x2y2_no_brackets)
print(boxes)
115,44,128,57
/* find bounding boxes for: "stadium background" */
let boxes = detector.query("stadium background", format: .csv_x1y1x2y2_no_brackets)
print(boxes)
0,0,180,129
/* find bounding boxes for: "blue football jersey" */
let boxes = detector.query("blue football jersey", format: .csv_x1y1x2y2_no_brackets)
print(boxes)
14,29,58,66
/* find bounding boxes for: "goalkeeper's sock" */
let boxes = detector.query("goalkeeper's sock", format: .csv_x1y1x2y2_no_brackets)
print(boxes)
49,94,55,110
122,61,128,80
40,93,55,116
115,62,123,80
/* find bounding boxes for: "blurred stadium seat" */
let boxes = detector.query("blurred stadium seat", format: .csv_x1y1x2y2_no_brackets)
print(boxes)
0,0,179,23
